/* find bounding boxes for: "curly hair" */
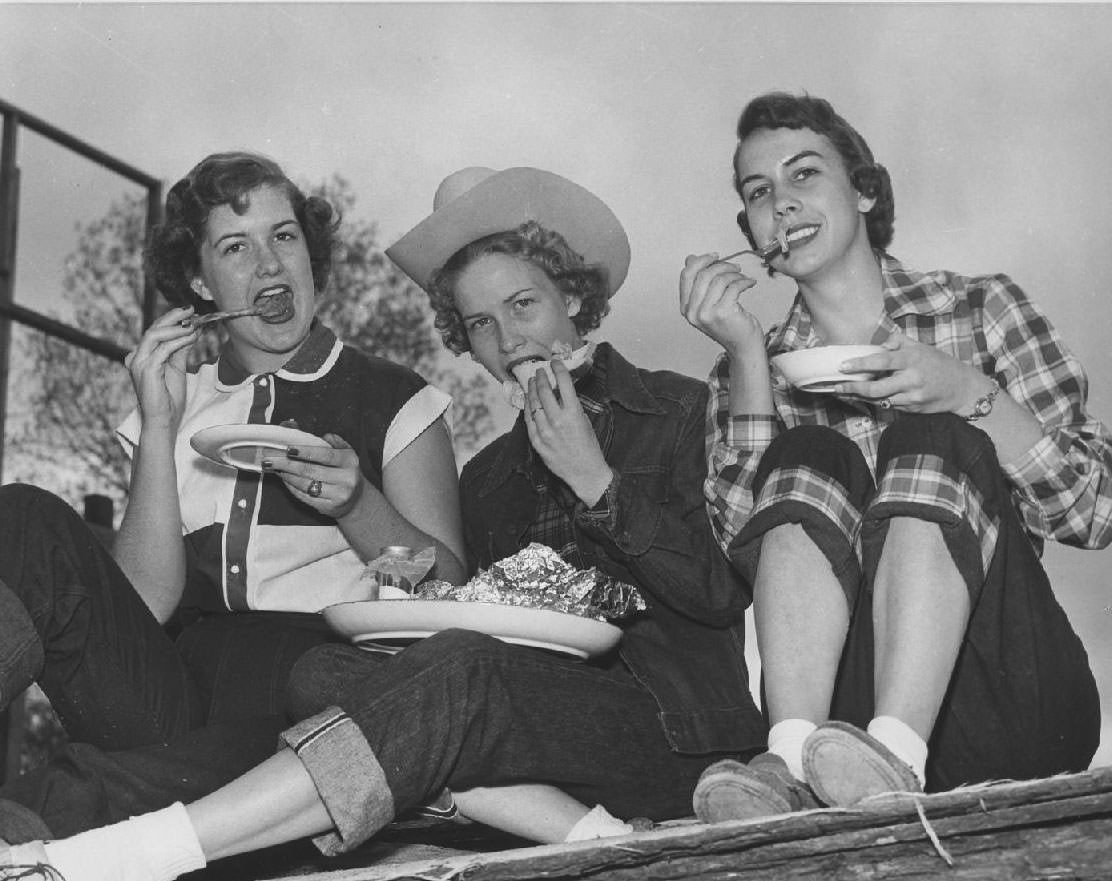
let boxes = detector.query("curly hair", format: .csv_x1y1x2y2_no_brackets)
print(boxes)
426,221,611,355
144,152,339,312
733,92,894,252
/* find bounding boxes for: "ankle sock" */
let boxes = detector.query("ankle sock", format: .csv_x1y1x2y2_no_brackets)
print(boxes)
564,804,634,841
767,718,817,782
43,802,205,881
867,715,928,786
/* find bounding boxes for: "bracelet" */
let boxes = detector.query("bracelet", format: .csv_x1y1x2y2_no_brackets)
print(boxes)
964,378,1001,422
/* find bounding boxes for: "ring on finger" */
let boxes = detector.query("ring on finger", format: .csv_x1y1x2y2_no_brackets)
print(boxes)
307,479,323,498
878,397,893,410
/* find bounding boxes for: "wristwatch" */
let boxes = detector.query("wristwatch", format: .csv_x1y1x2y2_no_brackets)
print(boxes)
964,379,1001,422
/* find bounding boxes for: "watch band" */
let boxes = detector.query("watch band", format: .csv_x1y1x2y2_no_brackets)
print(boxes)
964,379,1000,422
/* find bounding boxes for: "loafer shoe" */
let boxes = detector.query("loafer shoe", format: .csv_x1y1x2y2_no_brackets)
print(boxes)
802,721,922,807
693,752,819,823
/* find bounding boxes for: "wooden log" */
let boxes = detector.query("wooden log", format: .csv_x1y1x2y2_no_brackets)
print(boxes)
245,767,1112,881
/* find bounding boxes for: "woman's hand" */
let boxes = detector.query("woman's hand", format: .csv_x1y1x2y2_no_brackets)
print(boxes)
679,253,765,356
124,306,199,432
836,334,994,415
262,432,366,519
524,360,613,506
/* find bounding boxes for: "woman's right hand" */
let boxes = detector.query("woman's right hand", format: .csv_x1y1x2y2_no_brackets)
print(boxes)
124,306,199,432
679,253,765,356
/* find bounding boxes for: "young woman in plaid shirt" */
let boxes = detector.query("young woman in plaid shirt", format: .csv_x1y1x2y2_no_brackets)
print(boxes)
680,91,1110,821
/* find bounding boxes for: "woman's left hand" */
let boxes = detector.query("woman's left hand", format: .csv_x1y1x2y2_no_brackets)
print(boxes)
836,334,991,415
524,359,614,506
262,430,366,519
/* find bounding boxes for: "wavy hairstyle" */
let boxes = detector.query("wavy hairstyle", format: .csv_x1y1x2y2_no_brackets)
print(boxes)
733,92,894,252
144,152,339,312
426,221,611,355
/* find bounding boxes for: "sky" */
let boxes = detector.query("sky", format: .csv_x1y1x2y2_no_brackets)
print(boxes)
3,1,1112,765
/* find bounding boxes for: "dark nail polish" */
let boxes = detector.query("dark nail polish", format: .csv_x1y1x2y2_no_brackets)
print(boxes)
286,447,300,458
261,459,273,470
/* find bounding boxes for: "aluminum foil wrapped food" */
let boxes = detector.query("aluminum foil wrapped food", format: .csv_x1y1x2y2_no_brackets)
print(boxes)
416,542,645,622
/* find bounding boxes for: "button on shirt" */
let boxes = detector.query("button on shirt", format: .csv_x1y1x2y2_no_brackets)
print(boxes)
705,251,1112,556
117,323,451,614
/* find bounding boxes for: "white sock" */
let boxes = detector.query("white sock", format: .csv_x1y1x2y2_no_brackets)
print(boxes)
43,802,206,881
767,718,816,782
564,804,634,841
868,715,928,786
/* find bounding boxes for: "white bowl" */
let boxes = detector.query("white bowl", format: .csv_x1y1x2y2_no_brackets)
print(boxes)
771,345,887,392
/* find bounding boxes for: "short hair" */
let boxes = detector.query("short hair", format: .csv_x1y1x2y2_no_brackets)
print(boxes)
426,220,611,355
733,92,894,251
144,152,339,312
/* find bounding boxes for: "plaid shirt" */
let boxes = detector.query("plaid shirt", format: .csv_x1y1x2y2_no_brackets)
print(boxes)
705,251,1112,556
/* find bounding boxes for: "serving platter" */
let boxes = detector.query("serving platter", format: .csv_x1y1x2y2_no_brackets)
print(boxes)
322,599,623,659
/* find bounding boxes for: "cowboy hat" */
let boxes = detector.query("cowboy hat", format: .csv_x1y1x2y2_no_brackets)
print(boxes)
386,166,630,296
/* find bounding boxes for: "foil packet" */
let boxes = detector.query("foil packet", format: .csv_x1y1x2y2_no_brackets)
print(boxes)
415,542,645,622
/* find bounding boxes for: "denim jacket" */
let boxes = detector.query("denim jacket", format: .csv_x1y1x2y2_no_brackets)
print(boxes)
460,343,766,754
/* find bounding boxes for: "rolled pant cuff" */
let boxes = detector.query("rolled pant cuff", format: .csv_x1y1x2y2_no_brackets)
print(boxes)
280,708,395,855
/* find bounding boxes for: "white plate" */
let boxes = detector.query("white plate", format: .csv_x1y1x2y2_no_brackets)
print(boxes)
190,424,329,472
771,345,887,392
322,600,623,660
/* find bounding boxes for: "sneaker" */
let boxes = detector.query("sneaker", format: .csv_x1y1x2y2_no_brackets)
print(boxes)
693,752,820,824
1,839,62,881
392,788,471,829
802,720,922,807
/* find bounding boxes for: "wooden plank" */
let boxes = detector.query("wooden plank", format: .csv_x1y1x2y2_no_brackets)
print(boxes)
247,767,1112,881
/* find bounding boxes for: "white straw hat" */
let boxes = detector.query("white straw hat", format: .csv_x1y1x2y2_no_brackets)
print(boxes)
386,166,630,296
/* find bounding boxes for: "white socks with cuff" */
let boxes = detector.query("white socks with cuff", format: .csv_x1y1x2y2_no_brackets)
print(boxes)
38,802,205,881
867,715,928,786
767,718,817,781
564,804,634,841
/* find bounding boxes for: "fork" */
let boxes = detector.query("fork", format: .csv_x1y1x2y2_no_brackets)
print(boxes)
179,305,268,328
720,237,784,263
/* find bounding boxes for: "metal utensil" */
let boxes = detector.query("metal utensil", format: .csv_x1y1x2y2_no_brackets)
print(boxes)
179,304,268,328
720,237,784,263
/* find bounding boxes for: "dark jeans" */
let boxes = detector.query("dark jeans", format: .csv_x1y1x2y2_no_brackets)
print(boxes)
0,484,335,836
732,416,1100,791
288,628,731,829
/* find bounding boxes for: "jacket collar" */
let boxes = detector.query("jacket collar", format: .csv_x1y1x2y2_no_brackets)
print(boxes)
478,341,663,496
216,321,341,387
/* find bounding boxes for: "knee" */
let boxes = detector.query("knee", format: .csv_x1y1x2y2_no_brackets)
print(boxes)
880,413,991,463
287,643,364,718
402,628,508,667
760,426,869,486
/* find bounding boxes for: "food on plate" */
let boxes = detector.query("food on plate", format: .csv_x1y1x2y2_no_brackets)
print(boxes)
416,542,645,622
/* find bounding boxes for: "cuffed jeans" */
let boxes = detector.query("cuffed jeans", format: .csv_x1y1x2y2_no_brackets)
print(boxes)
729,415,1100,791
284,628,732,854
0,484,335,836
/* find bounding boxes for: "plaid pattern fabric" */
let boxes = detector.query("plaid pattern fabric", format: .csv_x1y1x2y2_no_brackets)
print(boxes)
873,453,997,576
706,251,1112,555
753,465,863,551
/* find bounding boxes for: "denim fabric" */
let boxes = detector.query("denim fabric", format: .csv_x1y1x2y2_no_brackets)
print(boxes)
733,415,1100,790
281,709,393,856
287,629,726,852
460,343,764,755
0,484,337,834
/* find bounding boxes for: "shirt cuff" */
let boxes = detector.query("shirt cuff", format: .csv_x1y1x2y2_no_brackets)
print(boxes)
577,472,620,530
724,413,778,449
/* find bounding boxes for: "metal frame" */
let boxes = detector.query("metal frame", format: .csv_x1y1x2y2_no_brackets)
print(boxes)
0,97,162,784
0,96,163,474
